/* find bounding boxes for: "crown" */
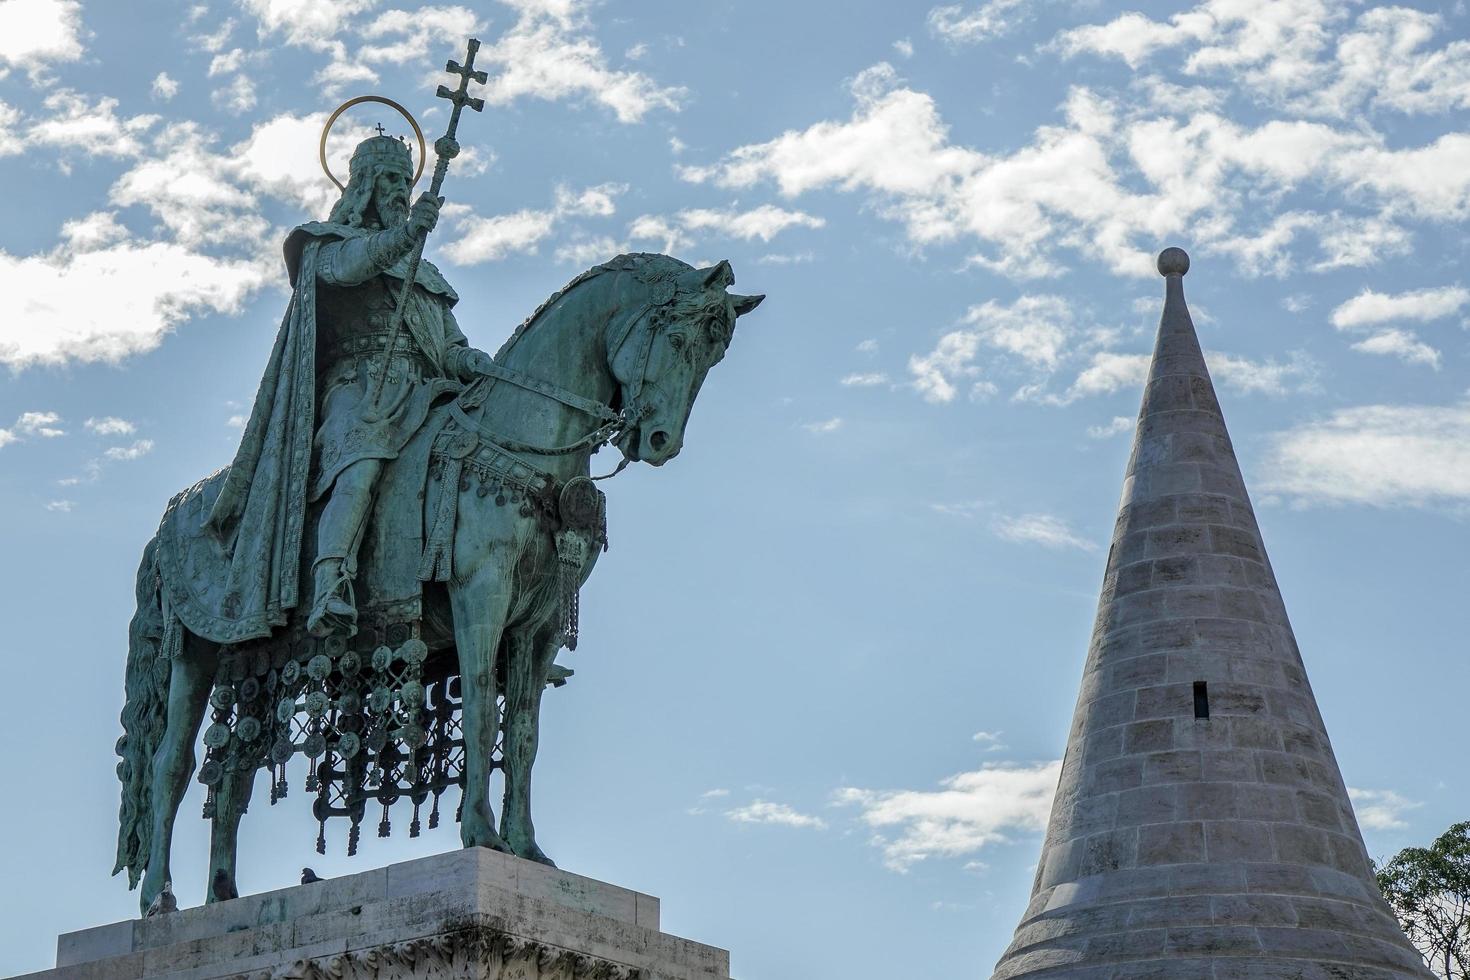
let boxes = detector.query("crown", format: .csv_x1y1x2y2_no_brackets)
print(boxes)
348,134,412,180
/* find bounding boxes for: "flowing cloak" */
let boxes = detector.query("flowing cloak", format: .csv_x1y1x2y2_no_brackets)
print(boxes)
154,222,458,646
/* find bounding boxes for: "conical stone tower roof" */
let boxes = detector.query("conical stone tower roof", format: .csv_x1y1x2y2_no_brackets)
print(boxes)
989,249,1431,980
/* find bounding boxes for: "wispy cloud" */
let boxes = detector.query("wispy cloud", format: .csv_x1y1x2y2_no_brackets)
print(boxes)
1262,401,1470,509
0,410,65,446
1087,415,1133,439
726,800,827,830
972,730,1007,752
44,499,75,512
1348,787,1423,830
84,416,135,436
443,183,625,266
103,439,155,461
801,417,843,435
835,760,1061,871
992,513,1098,551
840,372,888,387
1330,286,1470,330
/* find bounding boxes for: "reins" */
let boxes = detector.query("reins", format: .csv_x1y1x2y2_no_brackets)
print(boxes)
450,298,662,478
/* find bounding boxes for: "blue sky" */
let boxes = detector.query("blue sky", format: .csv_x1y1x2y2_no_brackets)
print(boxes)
1,0,1468,976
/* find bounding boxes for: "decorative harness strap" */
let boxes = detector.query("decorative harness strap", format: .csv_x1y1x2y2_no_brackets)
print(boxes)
463,359,620,424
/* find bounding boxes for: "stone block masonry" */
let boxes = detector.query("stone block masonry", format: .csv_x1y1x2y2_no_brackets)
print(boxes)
18,847,729,980
988,249,1433,980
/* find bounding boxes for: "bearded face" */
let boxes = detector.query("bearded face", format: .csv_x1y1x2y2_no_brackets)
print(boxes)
370,165,412,229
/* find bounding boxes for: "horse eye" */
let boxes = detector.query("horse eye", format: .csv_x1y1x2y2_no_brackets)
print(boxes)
669,334,685,351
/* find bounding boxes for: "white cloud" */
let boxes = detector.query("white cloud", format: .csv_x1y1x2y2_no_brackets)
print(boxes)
1207,351,1318,396
477,0,685,123
893,38,914,58
856,339,879,353
683,52,1470,280
910,330,983,404
356,6,485,67
801,417,843,435
85,416,135,436
1330,286,1470,330
1,410,65,444
15,411,64,437
208,48,246,77
104,439,154,461
928,0,1031,45
242,0,374,48
1062,352,1150,401
212,74,258,115
840,372,888,387
1088,415,1133,439
44,499,75,512
1350,329,1440,369
0,0,84,81
964,295,1073,370
443,183,625,265
1056,1,1470,120
1348,787,1423,830
0,227,268,368
26,90,160,159
150,72,179,101
226,414,249,429
992,513,1097,552
628,204,823,255
726,800,826,830
554,235,624,267
1262,402,1470,509
836,760,1061,871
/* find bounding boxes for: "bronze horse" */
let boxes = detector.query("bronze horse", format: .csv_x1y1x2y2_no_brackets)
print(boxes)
114,254,762,913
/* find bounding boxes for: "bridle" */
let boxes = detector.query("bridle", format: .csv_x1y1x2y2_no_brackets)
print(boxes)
448,296,668,479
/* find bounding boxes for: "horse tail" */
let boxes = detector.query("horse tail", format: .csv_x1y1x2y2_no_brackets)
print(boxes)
113,535,170,888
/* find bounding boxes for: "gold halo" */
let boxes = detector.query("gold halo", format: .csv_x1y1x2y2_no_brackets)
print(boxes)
319,95,426,192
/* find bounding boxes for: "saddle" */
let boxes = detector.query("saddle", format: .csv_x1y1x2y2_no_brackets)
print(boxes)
152,392,607,854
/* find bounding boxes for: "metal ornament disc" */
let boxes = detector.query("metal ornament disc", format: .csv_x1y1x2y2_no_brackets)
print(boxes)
319,95,427,192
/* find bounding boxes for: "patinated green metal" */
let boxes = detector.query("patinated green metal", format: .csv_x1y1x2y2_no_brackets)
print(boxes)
112,39,763,917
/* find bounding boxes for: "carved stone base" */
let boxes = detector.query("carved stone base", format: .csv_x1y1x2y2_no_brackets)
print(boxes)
23,850,729,980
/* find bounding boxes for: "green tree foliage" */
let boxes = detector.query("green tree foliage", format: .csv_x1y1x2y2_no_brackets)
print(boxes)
1377,821,1470,979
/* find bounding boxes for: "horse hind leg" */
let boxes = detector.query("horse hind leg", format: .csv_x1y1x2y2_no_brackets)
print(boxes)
141,632,217,914
500,627,560,867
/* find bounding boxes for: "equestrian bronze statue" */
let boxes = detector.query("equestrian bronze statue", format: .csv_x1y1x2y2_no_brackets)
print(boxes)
111,40,764,915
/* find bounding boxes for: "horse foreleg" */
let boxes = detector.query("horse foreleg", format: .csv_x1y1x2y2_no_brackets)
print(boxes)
501,629,559,866
207,762,257,902
141,639,217,914
450,562,514,853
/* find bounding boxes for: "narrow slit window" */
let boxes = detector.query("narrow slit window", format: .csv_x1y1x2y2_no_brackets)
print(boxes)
1193,681,1210,719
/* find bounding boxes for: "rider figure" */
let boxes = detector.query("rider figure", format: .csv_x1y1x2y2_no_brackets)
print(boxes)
298,134,493,637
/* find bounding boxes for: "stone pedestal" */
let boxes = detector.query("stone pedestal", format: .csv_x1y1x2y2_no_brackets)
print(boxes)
21,849,729,980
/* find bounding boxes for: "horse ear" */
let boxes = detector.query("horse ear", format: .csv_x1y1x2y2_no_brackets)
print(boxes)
702,259,734,289
731,293,765,317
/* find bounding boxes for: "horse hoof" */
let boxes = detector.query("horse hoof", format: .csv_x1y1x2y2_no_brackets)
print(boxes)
521,846,556,868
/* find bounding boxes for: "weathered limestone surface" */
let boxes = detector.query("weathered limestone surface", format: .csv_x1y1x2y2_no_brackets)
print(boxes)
988,249,1432,980
20,848,728,980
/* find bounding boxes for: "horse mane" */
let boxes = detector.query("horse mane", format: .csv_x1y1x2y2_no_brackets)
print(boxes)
493,252,694,361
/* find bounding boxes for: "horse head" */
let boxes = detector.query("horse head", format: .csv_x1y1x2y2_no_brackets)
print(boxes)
608,259,763,465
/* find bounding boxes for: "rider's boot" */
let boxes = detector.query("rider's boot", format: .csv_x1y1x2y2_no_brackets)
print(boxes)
307,555,357,638
306,459,379,638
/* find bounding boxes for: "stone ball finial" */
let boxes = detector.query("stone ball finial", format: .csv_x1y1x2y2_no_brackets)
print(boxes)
1157,247,1190,277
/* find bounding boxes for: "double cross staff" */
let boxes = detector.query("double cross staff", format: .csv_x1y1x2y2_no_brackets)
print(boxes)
364,38,487,415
